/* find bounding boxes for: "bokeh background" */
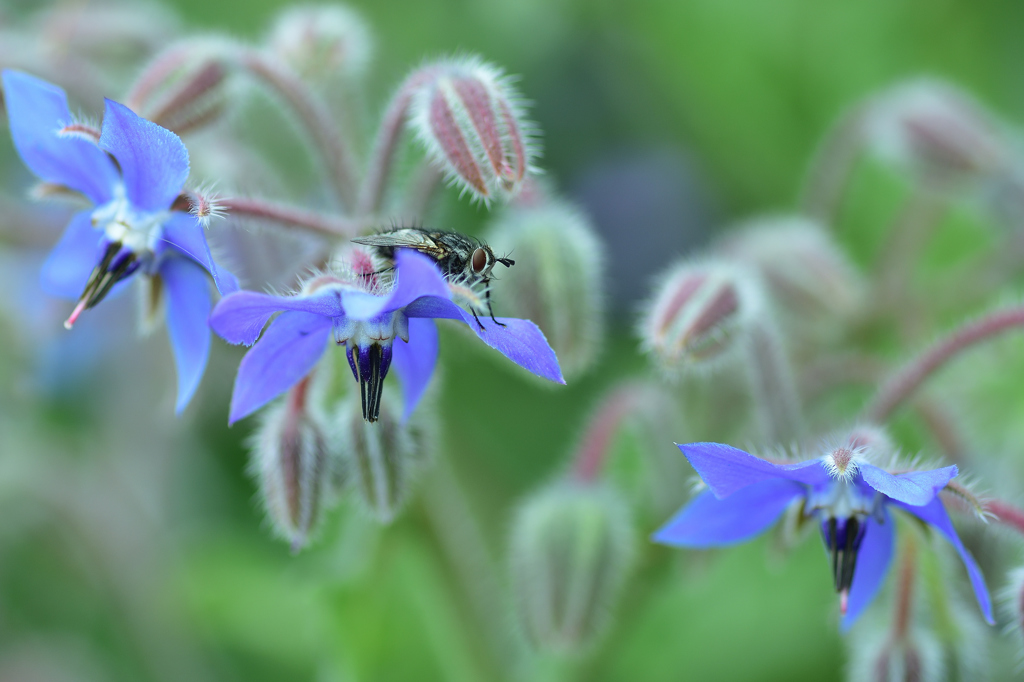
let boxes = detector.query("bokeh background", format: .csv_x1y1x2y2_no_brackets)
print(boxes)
2,0,1024,680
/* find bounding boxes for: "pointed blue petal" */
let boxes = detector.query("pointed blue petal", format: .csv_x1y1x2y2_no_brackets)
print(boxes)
391,318,438,422
653,479,804,548
40,210,103,299
860,463,957,507
404,295,564,384
161,258,211,413
228,311,331,424
98,99,188,212
893,498,994,624
342,249,451,320
161,212,238,294
2,70,118,203
210,289,343,346
841,509,895,631
678,442,831,499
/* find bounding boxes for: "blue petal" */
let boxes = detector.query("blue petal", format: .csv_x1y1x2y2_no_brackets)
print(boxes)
98,99,188,212
893,498,994,624
161,257,211,413
841,509,895,631
228,311,332,424
40,210,103,299
677,443,831,499
342,249,451,320
860,463,957,507
160,212,238,295
404,295,565,384
652,479,804,548
391,318,438,422
210,289,343,346
2,70,118,203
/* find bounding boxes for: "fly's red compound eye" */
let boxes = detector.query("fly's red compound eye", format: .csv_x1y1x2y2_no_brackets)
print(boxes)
472,247,488,273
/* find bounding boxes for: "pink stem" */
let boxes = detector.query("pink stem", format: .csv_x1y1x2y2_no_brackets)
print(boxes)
864,305,1024,422
891,539,917,642
571,384,643,482
220,197,363,238
986,500,1024,536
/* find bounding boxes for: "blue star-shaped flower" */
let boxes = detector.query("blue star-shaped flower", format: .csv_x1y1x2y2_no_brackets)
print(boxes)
654,442,993,629
210,249,564,425
2,70,237,412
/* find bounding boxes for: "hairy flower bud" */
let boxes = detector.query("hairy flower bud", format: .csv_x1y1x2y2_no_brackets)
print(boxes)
639,259,762,374
267,4,373,81
342,396,418,523
717,216,863,326
486,202,604,378
510,482,634,653
410,56,537,202
249,378,332,551
847,628,943,682
864,79,1008,187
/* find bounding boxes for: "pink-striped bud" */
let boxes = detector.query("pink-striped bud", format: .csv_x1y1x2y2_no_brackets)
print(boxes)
267,5,373,81
865,79,1008,187
639,260,762,373
410,56,537,202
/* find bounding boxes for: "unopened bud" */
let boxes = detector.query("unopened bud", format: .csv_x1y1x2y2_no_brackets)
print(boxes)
639,259,762,374
486,202,604,378
410,56,537,203
135,42,232,134
864,79,1008,187
1001,567,1024,660
847,632,942,682
510,482,634,653
717,216,863,326
249,379,332,551
36,2,180,62
342,396,418,523
267,4,373,81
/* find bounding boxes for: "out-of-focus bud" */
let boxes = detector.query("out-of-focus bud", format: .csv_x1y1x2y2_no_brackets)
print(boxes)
847,628,943,682
864,79,1009,188
249,378,332,551
267,4,373,82
36,1,180,63
342,396,419,523
486,202,604,379
716,216,863,327
639,259,762,374
131,41,232,134
509,482,634,653
1001,567,1024,659
410,56,537,203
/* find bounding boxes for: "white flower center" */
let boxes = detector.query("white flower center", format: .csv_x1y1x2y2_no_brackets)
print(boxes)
90,185,169,255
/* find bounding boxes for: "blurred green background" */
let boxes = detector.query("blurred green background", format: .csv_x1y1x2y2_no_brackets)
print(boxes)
2,0,1024,680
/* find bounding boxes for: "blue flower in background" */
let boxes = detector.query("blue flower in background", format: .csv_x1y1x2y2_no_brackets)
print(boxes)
2,69,237,412
210,248,564,425
654,442,993,629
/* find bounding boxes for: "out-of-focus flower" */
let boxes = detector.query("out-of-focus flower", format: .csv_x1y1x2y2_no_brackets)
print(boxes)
510,482,634,653
864,79,1008,188
210,249,563,425
1,69,237,412
410,56,537,203
654,440,993,629
486,201,605,379
639,259,762,374
267,4,373,81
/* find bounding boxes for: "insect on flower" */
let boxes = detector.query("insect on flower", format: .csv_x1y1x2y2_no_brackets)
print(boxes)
352,227,514,329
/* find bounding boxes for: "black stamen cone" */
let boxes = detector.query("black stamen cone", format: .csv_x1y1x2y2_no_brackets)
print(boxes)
822,516,865,593
75,242,139,311
348,343,392,423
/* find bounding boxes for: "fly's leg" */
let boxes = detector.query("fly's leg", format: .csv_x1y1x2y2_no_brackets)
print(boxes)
471,306,486,331
485,284,506,327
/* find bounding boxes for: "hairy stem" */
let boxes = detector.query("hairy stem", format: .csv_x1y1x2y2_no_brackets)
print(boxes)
357,67,440,216
221,197,364,238
571,384,644,482
399,161,445,220
864,304,1024,422
985,500,1024,536
892,537,917,642
743,319,803,445
800,104,867,225
237,50,358,209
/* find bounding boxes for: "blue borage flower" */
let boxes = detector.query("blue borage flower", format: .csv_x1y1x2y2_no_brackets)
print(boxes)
210,248,564,425
654,442,993,630
1,69,237,412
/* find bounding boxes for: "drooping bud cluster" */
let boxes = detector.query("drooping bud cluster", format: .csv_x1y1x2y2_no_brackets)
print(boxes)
716,216,863,329
249,377,334,552
267,4,373,81
409,56,537,203
864,79,1008,188
509,482,634,653
486,201,605,378
639,259,762,374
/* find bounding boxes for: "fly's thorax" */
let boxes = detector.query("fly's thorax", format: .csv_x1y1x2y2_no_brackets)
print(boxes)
90,185,169,257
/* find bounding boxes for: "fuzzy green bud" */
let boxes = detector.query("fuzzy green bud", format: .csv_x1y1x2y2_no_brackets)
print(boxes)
486,202,605,379
267,4,373,81
510,482,634,654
